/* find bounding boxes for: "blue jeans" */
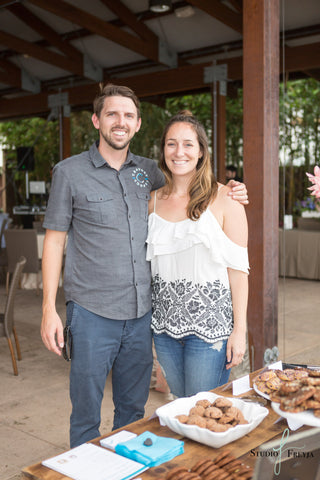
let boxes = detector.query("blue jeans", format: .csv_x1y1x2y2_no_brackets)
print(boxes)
153,333,230,398
66,302,153,447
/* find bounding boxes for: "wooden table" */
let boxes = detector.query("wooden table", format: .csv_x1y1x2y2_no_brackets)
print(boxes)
21,371,312,480
279,228,320,280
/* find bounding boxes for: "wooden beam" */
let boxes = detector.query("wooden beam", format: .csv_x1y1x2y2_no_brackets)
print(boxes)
285,43,320,72
3,34,320,121
6,3,82,62
187,0,242,33
0,62,211,119
0,58,21,87
228,0,243,13
243,0,279,369
26,0,159,63
99,0,158,43
0,30,82,75
303,68,320,82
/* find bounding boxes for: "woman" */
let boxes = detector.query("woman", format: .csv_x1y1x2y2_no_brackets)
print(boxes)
146,111,249,398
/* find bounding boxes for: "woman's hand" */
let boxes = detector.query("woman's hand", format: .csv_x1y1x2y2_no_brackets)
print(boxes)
226,329,246,369
227,179,249,205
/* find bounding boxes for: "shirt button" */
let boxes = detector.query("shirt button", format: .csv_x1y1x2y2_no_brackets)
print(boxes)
133,259,136,263
128,214,131,219
124,193,126,197
131,237,134,240
136,282,138,286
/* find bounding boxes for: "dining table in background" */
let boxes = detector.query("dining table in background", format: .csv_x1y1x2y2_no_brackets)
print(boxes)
279,228,320,280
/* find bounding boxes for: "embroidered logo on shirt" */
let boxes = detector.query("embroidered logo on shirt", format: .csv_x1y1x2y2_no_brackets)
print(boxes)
132,167,150,188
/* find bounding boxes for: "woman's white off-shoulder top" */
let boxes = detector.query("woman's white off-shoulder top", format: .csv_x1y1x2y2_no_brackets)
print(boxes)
146,200,249,343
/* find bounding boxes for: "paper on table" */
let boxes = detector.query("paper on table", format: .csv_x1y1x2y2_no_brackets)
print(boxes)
42,443,148,480
287,418,304,431
100,430,137,450
267,361,283,370
232,375,250,396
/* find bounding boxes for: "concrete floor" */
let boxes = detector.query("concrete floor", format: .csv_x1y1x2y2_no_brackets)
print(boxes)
1,278,319,480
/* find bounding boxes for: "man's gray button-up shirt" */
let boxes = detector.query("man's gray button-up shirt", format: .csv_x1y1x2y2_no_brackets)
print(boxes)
43,142,164,320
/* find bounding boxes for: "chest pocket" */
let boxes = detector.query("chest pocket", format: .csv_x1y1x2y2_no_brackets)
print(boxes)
86,193,117,225
136,191,150,221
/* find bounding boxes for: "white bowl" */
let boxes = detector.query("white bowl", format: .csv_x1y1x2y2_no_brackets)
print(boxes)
156,391,269,449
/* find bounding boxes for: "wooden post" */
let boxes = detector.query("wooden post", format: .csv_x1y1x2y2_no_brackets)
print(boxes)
210,83,226,183
62,114,71,159
1,151,6,212
243,0,280,368
217,92,226,184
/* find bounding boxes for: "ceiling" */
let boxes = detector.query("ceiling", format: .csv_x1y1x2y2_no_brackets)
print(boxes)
0,0,320,120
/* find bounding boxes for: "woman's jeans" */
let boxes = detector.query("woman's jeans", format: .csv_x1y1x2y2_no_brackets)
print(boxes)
66,302,153,447
153,333,230,398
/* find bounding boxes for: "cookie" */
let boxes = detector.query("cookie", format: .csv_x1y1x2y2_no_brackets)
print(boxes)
204,407,223,419
214,450,232,464
166,466,189,480
196,399,212,409
279,381,301,394
189,405,206,417
218,407,238,424
275,369,296,381
206,418,218,430
259,370,277,382
307,369,320,377
212,397,233,410
200,464,219,477
266,376,283,391
191,458,213,473
187,414,207,428
175,414,189,424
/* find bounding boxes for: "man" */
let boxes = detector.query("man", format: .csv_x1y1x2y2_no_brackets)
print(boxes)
226,164,243,183
41,83,248,448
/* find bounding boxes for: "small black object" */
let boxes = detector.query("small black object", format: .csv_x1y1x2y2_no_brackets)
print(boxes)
143,437,153,446
17,146,35,171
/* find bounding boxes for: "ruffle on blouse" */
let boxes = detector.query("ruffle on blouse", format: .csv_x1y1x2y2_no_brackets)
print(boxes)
146,210,249,273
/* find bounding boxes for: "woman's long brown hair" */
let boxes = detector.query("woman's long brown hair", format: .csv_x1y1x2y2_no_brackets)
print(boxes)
159,111,218,220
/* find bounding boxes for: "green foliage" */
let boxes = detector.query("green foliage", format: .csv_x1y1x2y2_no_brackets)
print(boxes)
130,102,168,160
71,111,98,155
166,94,213,132
226,90,243,169
0,117,59,183
279,78,320,215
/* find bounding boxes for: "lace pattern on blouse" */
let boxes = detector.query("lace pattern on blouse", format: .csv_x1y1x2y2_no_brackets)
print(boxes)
151,273,234,343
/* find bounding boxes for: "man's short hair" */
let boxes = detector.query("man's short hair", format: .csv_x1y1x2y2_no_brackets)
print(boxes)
93,83,141,119
226,164,237,173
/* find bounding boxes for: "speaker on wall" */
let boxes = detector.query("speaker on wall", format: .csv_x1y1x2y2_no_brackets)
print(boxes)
17,146,35,171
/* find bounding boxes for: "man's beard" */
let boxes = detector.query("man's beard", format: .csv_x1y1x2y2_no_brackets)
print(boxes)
100,130,132,151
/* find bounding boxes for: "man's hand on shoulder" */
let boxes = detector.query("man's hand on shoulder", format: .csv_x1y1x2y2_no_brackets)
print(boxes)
226,179,249,205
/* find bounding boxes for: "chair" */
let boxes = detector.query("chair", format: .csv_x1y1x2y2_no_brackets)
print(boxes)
0,256,26,375
4,229,41,295
32,220,45,233
0,217,12,277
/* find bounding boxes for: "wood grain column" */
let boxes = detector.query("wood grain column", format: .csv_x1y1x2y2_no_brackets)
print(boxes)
217,93,226,184
243,0,280,368
62,114,71,159
211,84,226,183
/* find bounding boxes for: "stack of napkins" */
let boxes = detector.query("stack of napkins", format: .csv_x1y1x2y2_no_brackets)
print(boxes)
115,431,184,467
